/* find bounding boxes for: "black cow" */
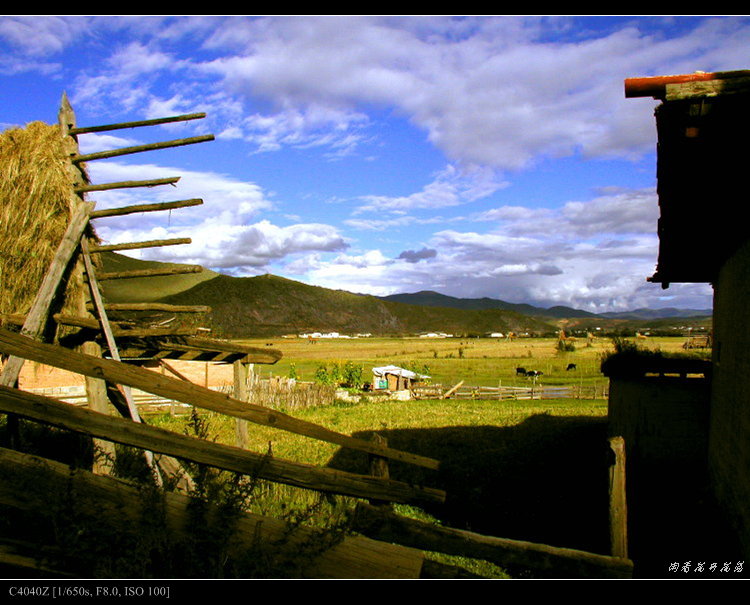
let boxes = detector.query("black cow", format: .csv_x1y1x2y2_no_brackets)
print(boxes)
566,363,577,371
516,367,527,376
525,370,543,378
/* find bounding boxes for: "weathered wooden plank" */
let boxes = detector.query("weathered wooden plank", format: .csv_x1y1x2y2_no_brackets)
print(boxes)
0,202,93,387
0,329,441,471
0,386,444,505
69,112,206,135
90,198,202,218
352,503,633,579
72,135,214,163
0,446,426,578
89,238,191,253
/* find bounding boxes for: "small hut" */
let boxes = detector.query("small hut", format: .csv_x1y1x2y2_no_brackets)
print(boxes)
372,365,430,392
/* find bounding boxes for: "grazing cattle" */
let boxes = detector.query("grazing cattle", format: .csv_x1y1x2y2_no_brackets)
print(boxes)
516,367,527,376
525,370,543,378
566,363,577,371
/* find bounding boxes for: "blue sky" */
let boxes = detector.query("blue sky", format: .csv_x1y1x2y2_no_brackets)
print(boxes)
2,15,747,312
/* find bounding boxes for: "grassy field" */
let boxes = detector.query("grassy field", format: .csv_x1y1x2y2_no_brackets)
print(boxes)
237,334,695,388
147,335,707,577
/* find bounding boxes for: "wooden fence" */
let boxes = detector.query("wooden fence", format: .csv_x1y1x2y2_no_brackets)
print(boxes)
412,383,609,401
24,377,337,415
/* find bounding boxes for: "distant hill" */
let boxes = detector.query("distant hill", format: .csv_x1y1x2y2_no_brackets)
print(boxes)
381,290,599,319
598,308,713,320
157,274,554,338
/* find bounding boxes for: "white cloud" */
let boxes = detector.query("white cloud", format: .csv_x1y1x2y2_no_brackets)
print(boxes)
354,164,508,214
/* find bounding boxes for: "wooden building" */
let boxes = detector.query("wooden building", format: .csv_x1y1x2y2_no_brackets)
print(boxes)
620,69,750,567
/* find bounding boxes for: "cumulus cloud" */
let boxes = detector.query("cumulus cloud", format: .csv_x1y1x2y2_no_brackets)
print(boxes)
85,159,348,274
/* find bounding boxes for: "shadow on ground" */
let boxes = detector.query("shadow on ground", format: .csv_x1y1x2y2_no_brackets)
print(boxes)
327,413,612,557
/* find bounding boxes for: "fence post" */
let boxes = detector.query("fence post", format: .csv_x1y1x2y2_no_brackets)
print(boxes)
369,433,392,510
608,436,628,559
234,361,253,449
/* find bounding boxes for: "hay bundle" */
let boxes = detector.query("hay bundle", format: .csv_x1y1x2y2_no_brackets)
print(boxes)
0,121,96,328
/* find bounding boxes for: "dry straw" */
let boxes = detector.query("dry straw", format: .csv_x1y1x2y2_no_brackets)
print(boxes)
0,121,97,327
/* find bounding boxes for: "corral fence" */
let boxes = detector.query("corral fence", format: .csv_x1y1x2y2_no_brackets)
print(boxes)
26,377,337,415
412,383,609,401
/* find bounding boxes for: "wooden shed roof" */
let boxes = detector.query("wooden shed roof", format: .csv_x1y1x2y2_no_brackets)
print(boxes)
625,70,750,287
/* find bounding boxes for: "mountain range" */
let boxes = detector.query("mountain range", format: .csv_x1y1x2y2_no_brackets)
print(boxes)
98,252,712,338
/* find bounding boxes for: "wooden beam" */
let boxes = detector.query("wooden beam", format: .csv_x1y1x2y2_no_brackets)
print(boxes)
0,386,444,505
68,112,207,135
90,198,202,219
89,238,191,253
180,337,282,359
72,135,214,163
117,347,271,364
352,503,633,579
0,329,441,471
74,176,181,194
86,303,210,314
93,265,204,281
0,202,93,387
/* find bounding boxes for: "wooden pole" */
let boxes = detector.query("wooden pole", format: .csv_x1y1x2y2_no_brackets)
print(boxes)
93,265,203,281
72,135,214,163
90,198,203,218
86,303,210,313
89,238,191,253
69,112,206,135
74,176,181,194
